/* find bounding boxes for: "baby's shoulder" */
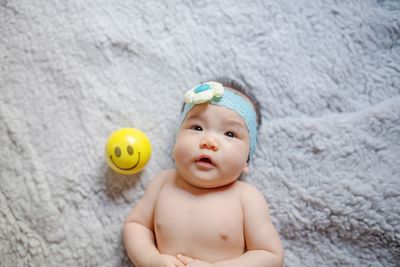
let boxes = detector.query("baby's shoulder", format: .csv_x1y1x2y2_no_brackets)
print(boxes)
234,181,266,203
146,169,176,191
234,181,262,194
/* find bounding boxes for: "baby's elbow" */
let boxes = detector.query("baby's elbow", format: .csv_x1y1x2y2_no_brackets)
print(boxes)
263,251,283,267
263,245,284,267
122,221,134,240
274,248,284,267
122,220,142,241
277,254,284,267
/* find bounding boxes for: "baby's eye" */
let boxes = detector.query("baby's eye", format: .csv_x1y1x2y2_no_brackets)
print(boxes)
225,131,236,138
191,125,203,131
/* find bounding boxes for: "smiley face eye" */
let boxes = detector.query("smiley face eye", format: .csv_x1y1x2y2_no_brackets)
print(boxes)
115,147,121,157
127,145,134,155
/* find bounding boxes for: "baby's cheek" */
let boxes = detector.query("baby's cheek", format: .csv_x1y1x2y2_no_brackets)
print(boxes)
224,147,248,172
173,136,192,163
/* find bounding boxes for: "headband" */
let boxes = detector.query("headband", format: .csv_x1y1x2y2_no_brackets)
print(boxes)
180,81,258,161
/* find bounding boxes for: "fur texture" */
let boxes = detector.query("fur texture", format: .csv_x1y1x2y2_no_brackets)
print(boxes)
1,0,399,266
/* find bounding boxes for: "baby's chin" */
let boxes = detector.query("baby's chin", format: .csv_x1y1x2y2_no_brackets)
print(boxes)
179,171,239,189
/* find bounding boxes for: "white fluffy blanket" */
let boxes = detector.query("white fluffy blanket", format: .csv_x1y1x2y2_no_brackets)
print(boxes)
1,1,399,266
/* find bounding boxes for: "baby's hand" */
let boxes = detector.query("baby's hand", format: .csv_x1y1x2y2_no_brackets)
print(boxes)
177,254,213,267
153,254,185,267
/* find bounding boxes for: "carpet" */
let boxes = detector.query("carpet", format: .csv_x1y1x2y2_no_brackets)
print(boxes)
1,0,399,266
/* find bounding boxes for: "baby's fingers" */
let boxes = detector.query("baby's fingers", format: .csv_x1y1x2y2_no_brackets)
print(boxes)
175,259,186,267
163,260,184,267
159,254,185,267
177,254,194,265
173,256,186,267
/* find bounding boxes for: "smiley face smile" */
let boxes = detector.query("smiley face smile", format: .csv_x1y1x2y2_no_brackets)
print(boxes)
110,152,141,171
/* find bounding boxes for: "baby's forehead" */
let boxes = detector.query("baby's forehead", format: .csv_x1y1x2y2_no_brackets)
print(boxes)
184,103,247,126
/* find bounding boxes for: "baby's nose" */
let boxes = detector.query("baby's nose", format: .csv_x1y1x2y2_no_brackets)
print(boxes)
200,137,219,151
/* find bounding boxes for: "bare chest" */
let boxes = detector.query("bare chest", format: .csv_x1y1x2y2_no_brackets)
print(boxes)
154,182,245,260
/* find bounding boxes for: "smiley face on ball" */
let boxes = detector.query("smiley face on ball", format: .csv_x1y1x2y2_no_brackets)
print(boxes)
105,128,151,175
110,143,141,171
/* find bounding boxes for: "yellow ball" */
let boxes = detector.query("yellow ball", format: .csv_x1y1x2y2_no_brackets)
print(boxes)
105,128,152,175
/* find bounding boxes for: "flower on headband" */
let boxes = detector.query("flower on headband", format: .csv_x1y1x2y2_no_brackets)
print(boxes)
184,82,224,105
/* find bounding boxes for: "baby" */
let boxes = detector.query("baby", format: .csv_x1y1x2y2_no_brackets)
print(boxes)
123,78,284,267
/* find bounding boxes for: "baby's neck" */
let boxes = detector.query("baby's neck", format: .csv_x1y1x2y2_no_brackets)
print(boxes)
174,171,237,194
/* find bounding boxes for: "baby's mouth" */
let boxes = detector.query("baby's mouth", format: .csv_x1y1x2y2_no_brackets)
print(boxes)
195,155,216,167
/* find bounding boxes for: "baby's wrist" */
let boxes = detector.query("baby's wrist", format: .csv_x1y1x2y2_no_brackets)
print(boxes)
144,252,162,267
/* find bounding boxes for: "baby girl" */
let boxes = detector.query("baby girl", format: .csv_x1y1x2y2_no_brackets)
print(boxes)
123,78,284,267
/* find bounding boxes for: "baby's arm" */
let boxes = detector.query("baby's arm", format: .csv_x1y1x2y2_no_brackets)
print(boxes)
123,170,184,267
219,184,284,267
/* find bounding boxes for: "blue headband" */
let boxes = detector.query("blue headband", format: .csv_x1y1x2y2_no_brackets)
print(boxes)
180,82,258,161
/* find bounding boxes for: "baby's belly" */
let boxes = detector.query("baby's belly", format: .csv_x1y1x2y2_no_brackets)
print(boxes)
154,188,245,262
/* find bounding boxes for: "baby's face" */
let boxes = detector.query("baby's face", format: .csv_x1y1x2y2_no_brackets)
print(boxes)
173,102,251,188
